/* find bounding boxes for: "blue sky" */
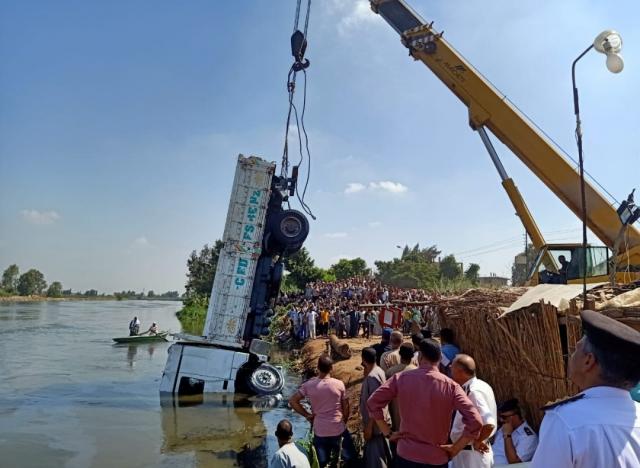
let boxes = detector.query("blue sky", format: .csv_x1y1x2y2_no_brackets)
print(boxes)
1,0,639,293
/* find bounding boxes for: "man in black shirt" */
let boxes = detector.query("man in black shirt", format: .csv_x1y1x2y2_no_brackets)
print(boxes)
372,328,392,365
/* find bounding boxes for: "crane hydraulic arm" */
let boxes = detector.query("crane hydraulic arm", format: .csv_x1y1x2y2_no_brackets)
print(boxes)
370,0,640,265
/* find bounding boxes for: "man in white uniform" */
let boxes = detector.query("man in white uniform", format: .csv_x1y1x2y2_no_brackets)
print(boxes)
532,310,640,468
270,419,311,468
307,308,317,340
492,398,538,465
450,354,497,468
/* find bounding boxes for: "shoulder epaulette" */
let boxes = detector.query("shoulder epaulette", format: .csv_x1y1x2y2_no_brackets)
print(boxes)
523,426,534,436
541,393,585,411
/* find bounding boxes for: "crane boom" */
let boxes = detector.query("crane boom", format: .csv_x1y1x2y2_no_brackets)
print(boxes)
477,127,547,253
371,0,640,262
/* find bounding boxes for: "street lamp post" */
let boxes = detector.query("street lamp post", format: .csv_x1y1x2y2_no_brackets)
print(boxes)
571,30,624,303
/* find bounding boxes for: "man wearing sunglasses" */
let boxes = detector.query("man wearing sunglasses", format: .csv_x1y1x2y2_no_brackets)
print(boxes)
492,399,538,466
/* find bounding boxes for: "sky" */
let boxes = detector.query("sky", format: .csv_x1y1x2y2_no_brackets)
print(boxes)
1,0,639,294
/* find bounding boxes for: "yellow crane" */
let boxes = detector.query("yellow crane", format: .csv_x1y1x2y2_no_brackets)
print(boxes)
371,0,640,286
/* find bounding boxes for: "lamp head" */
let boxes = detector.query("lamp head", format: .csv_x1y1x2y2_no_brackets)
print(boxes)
594,30,624,73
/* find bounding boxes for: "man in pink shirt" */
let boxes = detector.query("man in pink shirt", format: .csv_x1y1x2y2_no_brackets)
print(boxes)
290,355,357,467
368,338,483,468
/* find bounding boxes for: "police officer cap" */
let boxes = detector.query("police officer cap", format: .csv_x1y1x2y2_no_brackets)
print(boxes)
580,309,640,355
498,398,520,413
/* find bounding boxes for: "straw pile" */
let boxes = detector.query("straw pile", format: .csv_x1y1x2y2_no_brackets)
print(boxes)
434,285,640,430
592,283,640,332
434,290,576,430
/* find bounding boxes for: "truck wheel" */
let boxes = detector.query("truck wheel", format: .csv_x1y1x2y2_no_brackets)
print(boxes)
269,209,309,249
247,364,285,395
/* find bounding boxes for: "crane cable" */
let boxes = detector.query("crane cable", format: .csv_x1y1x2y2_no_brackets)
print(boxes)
281,0,316,220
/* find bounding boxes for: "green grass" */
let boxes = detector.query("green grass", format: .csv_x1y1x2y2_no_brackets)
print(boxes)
176,303,207,335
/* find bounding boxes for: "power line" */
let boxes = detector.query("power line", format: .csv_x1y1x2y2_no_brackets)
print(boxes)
457,233,581,259
453,227,581,258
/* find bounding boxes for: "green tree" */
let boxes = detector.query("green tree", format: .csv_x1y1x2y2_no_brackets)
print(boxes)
376,244,446,288
47,281,63,297
147,290,155,298
375,258,439,289
329,257,370,280
1,264,19,293
185,240,224,300
400,244,441,263
439,255,462,280
321,270,337,282
17,269,47,296
84,289,98,296
162,291,180,298
283,247,324,290
464,263,480,285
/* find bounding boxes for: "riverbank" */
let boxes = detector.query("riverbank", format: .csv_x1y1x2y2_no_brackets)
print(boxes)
0,295,112,303
296,336,379,434
0,295,181,303
175,303,206,335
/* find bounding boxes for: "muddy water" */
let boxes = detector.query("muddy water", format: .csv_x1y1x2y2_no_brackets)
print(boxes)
0,300,305,468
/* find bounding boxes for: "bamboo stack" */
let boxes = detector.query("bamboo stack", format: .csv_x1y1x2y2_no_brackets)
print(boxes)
436,300,576,430
427,284,640,430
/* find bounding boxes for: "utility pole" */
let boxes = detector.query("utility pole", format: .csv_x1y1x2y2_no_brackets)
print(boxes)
524,230,529,276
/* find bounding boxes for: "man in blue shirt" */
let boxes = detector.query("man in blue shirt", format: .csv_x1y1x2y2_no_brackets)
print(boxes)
440,328,460,373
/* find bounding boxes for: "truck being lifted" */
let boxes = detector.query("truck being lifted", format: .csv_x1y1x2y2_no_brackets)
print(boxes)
160,155,309,396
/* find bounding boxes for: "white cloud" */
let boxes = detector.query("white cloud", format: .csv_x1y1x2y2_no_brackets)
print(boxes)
134,236,149,246
369,181,408,194
21,209,60,225
324,232,348,239
345,182,366,194
368,221,382,228
336,0,380,36
345,181,408,195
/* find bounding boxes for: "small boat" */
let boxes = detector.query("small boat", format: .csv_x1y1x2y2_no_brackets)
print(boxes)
113,331,170,343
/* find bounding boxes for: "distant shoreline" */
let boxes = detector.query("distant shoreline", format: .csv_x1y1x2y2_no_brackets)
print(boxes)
0,296,182,303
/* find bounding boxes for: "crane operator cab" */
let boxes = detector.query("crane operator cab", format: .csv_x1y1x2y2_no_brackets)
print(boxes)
528,244,610,285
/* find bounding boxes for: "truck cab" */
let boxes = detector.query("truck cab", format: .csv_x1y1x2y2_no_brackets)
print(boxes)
160,155,309,396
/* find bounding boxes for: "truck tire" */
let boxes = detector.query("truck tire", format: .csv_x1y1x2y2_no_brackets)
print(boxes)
269,209,309,249
246,363,285,395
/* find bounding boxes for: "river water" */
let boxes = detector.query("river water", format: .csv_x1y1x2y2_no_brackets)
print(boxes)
0,300,305,468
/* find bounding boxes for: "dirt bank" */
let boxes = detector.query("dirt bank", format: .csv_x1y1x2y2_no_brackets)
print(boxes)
0,295,95,303
296,336,380,434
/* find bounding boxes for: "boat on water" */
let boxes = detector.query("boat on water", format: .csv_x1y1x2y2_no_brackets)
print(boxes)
113,332,170,344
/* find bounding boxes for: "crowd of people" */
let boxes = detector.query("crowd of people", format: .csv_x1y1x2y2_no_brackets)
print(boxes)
270,281,640,468
277,278,439,344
